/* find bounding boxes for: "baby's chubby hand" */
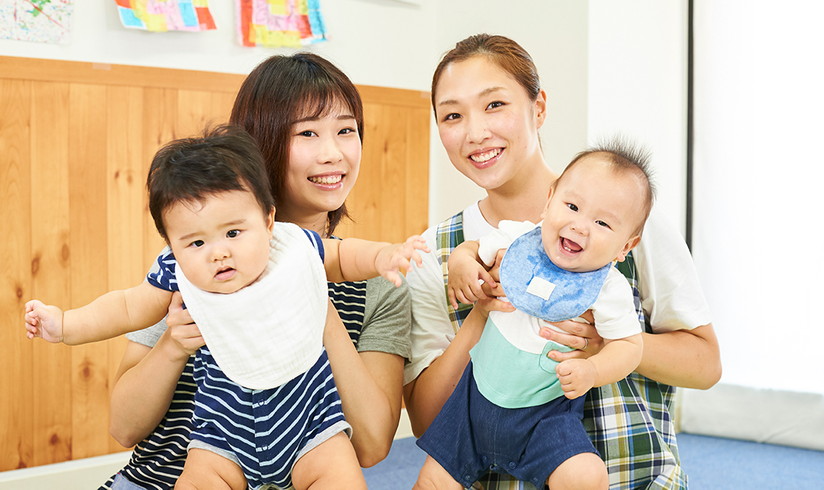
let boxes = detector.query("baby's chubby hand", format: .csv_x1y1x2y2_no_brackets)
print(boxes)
375,235,430,287
556,358,597,400
24,300,64,343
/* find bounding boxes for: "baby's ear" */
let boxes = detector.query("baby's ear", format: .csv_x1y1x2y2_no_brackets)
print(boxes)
615,235,641,262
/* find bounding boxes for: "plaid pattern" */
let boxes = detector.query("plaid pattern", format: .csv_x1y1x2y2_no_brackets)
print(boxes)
435,212,474,331
434,213,686,490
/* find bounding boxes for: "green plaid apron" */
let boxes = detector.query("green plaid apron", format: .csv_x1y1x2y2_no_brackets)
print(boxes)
434,212,686,490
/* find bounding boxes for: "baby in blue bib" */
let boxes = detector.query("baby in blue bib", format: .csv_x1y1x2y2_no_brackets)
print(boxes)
415,142,655,490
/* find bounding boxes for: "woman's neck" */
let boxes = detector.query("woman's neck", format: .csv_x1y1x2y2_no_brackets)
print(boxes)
277,210,330,238
478,159,558,227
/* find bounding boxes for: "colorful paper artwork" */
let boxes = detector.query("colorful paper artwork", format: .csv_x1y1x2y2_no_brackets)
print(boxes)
0,0,74,44
115,0,216,32
237,0,326,48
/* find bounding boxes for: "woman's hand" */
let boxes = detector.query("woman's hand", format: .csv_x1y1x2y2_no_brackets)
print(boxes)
539,311,604,361
166,292,204,358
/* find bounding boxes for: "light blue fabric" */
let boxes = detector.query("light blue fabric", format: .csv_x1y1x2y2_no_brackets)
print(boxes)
470,317,574,408
499,227,610,321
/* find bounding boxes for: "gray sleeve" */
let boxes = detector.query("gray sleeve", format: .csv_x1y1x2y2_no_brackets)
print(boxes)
125,317,169,348
357,276,412,359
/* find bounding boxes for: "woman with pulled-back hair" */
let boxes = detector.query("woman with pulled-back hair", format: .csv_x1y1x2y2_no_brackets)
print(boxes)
101,53,411,489
404,34,720,489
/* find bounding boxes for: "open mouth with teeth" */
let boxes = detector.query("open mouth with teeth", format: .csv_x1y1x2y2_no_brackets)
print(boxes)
308,174,344,186
469,148,502,166
215,266,236,281
560,237,583,254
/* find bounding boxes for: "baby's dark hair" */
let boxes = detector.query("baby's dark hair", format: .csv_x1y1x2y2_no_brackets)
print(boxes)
564,137,656,234
147,125,275,241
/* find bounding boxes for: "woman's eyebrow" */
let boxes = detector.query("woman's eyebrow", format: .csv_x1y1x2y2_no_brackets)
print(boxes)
437,86,506,107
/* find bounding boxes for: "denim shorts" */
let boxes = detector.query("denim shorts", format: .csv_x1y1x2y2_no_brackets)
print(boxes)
416,362,598,488
111,473,147,490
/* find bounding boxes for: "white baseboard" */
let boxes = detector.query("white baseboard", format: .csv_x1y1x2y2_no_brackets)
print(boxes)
395,407,414,439
0,450,131,490
680,383,824,451
0,409,416,487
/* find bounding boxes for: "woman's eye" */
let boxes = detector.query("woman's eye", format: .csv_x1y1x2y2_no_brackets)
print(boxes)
442,113,461,122
227,230,240,238
339,127,357,135
190,240,204,248
486,101,505,110
298,130,316,137
595,220,611,229
566,203,578,212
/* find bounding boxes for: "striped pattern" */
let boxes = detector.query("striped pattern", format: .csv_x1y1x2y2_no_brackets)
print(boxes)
100,228,363,488
327,280,367,346
146,247,177,291
99,360,196,490
190,347,348,488
433,213,685,490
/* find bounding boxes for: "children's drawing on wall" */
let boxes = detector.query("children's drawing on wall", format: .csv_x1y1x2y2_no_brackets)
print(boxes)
0,0,73,44
237,0,326,48
115,0,216,32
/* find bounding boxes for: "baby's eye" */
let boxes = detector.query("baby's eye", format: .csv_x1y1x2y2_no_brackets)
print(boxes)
566,203,579,212
190,240,204,248
486,101,505,110
595,220,611,229
226,230,240,238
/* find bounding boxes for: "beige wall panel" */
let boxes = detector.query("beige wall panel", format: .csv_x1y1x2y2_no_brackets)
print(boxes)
29,81,74,466
67,82,119,459
0,79,34,470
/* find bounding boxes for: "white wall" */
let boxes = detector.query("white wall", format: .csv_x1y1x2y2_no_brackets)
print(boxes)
428,2,589,224
692,0,824,397
587,0,688,233
0,0,437,90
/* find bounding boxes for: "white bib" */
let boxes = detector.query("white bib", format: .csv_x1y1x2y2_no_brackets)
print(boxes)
176,222,328,390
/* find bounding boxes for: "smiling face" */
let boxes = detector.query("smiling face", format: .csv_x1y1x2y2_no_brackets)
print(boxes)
277,101,362,229
540,154,646,272
163,189,274,294
433,55,546,193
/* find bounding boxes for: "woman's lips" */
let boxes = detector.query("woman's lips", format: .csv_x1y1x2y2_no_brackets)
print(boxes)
468,148,502,169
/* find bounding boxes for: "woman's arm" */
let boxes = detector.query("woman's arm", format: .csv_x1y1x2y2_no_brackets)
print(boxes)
109,293,203,446
403,305,488,438
637,324,720,389
322,301,404,467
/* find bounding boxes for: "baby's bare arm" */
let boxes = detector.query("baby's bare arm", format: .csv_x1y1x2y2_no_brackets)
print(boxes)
447,241,499,308
61,281,172,345
322,236,428,286
556,333,643,399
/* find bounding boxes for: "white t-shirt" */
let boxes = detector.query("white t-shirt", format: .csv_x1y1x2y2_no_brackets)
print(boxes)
404,202,712,385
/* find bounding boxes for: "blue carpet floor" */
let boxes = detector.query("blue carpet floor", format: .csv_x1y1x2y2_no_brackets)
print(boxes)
363,433,824,489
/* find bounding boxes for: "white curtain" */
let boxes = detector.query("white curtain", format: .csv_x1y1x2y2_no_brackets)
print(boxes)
692,0,824,396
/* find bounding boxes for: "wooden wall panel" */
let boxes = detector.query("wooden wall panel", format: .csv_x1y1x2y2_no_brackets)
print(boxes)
68,83,116,457
29,81,74,466
0,79,34,470
0,56,429,470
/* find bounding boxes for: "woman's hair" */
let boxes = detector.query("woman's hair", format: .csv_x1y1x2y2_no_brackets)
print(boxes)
230,53,364,235
147,125,274,241
431,34,541,108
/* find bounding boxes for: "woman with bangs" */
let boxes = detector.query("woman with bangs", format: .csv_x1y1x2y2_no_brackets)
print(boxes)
101,53,411,490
